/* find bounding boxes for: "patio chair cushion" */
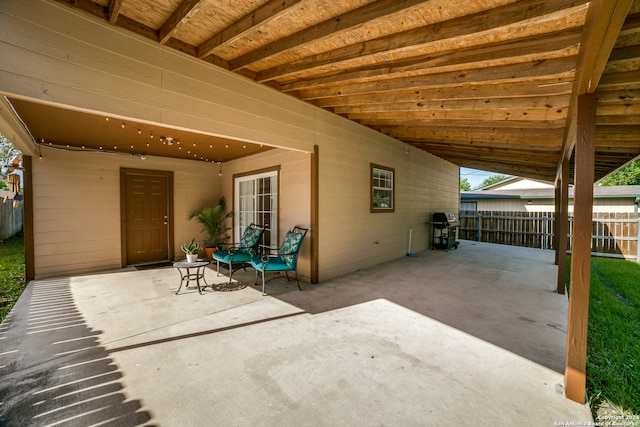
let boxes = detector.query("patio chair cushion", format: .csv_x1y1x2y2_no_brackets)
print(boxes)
280,230,304,268
239,226,263,257
212,250,252,264
251,257,292,272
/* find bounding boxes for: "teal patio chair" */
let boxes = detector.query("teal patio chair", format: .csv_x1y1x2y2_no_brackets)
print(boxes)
213,223,265,283
251,226,308,295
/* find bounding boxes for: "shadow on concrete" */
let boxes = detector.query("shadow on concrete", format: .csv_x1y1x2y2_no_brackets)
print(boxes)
0,277,152,426
267,240,569,374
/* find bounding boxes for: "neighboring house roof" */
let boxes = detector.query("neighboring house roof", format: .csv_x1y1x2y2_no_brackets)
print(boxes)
475,177,553,191
474,176,517,191
462,185,640,200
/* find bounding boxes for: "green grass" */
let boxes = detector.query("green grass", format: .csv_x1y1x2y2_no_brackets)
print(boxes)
568,256,640,418
0,232,26,323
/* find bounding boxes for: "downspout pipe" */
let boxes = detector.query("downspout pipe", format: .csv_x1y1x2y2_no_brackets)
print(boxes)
635,196,639,213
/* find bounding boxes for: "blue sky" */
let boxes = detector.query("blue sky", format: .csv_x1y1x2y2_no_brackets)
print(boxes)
460,167,509,189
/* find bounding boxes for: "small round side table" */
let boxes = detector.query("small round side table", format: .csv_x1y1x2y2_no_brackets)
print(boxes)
173,259,210,295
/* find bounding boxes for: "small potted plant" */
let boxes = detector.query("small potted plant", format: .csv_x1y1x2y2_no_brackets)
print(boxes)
181,238,200,263
188,196,233,260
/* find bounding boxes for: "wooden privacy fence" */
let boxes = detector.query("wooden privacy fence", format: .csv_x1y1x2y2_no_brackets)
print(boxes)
458,210,640,261
0,200,23,241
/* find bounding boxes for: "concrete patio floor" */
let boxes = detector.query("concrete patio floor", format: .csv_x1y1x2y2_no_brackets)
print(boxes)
0,240,593,426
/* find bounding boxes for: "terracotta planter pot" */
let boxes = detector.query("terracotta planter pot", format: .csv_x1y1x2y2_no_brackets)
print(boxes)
204,247,218,260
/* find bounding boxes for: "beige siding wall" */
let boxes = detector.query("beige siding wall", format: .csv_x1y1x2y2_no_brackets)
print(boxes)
219,135,459,282
220,149,312,281
313,116,458,280
1,0,460,282
0,0,316,157
32,147,218,278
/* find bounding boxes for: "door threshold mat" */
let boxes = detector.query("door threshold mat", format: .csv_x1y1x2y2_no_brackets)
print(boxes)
135,261,174,270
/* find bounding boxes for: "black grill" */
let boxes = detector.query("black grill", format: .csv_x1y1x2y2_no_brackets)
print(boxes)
431,212,459,251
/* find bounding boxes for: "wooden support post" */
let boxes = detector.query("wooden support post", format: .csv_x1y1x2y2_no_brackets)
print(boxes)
555,182,561,265
310,145,319,284
565,92,596,404
23,155,35,281
557,158,569,295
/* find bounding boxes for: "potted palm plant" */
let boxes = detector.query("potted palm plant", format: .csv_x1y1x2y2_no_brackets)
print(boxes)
188,196,233,260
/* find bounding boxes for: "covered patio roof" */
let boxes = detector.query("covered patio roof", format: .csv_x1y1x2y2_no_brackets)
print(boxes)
0,242,592,425
4,0,640,182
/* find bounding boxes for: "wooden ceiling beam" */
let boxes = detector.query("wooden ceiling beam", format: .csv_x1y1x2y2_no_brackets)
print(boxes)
333,94,569,115
297,57,577,100
384,130,564,148
597,103,640,116
603,45,640,74
577,1,634,95
596,114,640,125
347,107,568,123
197,0,304,59
407,141,561,152
386,123,565,136
158,0,205,44
557,0,633,180
108,0,123,24
227,0,432,71
114,14,160,42
269,29,582,89
402,135,560,152
361,118,568,129
594,144,640,153
410,144,560,166
254,0,589,81
313,79,575,108
54,0,108,19
598,69,640,90
441,158,557,182
596,88,640,104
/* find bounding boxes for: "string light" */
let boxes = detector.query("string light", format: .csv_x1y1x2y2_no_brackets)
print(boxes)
34,116,234,166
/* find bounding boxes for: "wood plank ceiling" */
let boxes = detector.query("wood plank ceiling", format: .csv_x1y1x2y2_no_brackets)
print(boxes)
45,0,640,182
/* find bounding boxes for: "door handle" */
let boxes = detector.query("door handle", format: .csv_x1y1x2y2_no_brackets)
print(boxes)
164,215,168,225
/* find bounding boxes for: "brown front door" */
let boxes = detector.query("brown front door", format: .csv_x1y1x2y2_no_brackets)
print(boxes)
121,169,173,266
